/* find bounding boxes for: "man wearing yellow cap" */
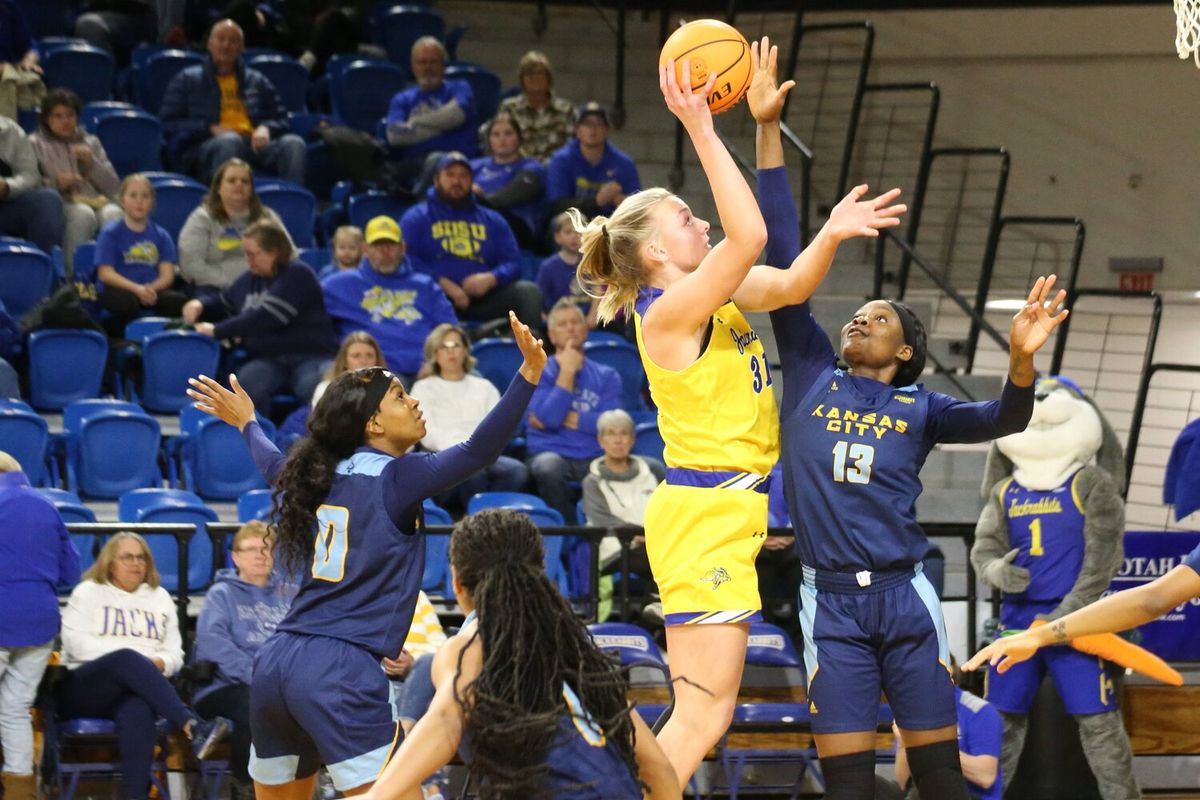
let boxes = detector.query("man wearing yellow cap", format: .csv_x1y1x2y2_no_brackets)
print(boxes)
320,215,457,384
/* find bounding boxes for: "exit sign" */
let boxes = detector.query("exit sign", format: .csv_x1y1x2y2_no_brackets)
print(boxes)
1118,272,1155,292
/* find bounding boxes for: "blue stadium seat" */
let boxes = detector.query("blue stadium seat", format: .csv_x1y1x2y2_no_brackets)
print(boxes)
380,7,443,69
444,64,502,122
125,316,172,341
20,0,75,37
247,54,308,113
137,331,221,413
296,247,331,272
174,403,268,501
37,487,98,571
80,100,136,132
588,622,672,727
470,338,523,394
0,401,52,485
421,499,453,595
237,488,273,522
466,490,548,515
257,183,317,247
118,488,216,592
94,110,163,176
331,60,408,132
631,421,664,463
304,141,340,199
583,338,645,410
129,43,167,70
28,330,108,411
0,242,54,320
149,179,206,242
42,44,114,103
523,506,570,596
346,191,411,230
136,50,203,114
60,400,162,498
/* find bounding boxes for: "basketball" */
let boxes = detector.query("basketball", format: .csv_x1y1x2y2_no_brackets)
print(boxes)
659,19,752,115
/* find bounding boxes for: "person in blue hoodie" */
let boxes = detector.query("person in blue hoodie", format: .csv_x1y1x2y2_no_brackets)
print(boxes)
182,219,339,417
401,152,543,332
544,102,641,220
526,298,623,524
194,519,297,798
321,215,458,384
0,451,81,800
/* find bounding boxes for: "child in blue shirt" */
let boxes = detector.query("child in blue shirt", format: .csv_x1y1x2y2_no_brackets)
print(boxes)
95,174,188,335
535,211,588,317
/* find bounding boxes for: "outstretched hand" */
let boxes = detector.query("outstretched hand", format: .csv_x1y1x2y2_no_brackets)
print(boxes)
510,311,547,385
962,630,1042,675
660,58,716,132
186,374,257,432
824,185,907,242
746,37,795,125
1010,275,1069,357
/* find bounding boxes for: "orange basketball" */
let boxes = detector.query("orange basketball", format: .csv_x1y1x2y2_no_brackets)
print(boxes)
659,19,752,115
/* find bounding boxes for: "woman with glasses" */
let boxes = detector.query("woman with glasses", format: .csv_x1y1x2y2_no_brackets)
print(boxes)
57,533,231,800
193,521,297,800
186,310,545,800
409,323,530,515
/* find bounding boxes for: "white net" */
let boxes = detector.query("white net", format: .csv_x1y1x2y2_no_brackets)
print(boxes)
1176,0,1200,67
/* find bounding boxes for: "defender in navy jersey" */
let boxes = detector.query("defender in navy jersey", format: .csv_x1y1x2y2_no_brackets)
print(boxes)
365,510,680,800
186,312,545,800
750,84,1067,798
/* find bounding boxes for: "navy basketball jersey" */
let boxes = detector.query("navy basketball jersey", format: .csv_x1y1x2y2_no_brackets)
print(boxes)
275,450,424,660
999,473,1086,602
780,364,937,572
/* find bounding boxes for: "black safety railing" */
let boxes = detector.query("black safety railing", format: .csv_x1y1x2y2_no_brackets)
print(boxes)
1126,363,1200,506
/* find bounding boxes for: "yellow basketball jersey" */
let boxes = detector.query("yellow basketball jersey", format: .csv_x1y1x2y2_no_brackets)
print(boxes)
634,294,779,474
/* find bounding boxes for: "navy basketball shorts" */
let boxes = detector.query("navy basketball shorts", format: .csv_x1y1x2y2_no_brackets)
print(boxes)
985,601,1119,716
249,632,400,790
797,563,956,734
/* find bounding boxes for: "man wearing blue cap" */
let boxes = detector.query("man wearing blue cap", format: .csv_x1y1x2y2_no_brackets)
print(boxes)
401,152,542,332
545,102,640,218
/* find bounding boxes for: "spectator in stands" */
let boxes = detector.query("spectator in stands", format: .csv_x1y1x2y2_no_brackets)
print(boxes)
580,409,663,612
321,215,457,385
495,50,574,162
29,89,123,276
470,112,545,251
160,19,306,185
401,152,542,332
178,158,291,291
0,0,43,122
526,298,622,524
94,174,188,335
410,323,530,513
193,520,297,800
311,330,385,407
320,224,364,277
536,211,589,319
75,0,186,64
385,37,477,189
545,102,640,219
0,450,81,800
182,219,337,416
57,532,231,800
0,116,64,256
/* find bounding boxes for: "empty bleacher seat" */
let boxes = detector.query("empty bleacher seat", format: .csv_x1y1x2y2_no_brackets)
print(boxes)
247,54,308,114
583,338,645,410
42,43,114,103
137,331,221,413
421,499,453,595
28,330,108,411
37,487,98,570
296,247,331,272
0,241,54,320
444,64,502,122
94,110,163,176
346,191,411,230
81,100,137,130
237,488,273,522
331,60,408,132
257,183,317,247
118,488,216,592
59,399,162,498
173,404,268,501
470,338,523,394
466,490,548,515
149,178,206,242
380,6,443,68
631,421,664,463
136,50,203,114
0,399,52,485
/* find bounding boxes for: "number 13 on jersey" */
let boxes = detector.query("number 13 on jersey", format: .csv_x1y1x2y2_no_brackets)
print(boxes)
832,441,874,484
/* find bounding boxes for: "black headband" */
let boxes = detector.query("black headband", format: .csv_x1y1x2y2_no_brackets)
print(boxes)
887,300,917,349
356,368,397,429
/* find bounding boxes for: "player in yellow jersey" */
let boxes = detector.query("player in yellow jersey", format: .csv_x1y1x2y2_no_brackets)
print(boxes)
567,40,905,784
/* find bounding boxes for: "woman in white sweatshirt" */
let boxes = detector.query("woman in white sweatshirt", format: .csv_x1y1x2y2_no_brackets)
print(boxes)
409,324,529,512
57,532,230,800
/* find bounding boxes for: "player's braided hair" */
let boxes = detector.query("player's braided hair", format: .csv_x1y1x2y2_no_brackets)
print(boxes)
450,509,642,799
271,369,387,574
571,187,672,325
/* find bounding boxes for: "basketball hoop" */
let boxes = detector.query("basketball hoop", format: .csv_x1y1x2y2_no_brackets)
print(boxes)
1176,0,1200,67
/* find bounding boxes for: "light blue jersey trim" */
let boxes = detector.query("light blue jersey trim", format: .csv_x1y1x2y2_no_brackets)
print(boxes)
797,582,819,685
562,683,606,746
335,451,392,477
327,738,397,791
248,745,300,785
911,571,950,666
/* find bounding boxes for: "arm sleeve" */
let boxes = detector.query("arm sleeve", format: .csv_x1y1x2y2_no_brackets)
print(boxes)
526,367,572,430
6,135,41,195
83,136,121,198
381,375,535,519
57,515,82,589
482,165,544,209
242,420,287,484
582,476,625,529
967,701,1003,759
159,74,209,138
156,589,185,676
970,483,1013,586
177,211,219,287
1046,469,1125,621
156,225,178,264
60,584,98,665
94,225,119,269
575,365,622,436
926,380,1035,445
486,215,520,287
194,587,254,685
544,155,571,203
212,270,310,340
407,100,467,134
